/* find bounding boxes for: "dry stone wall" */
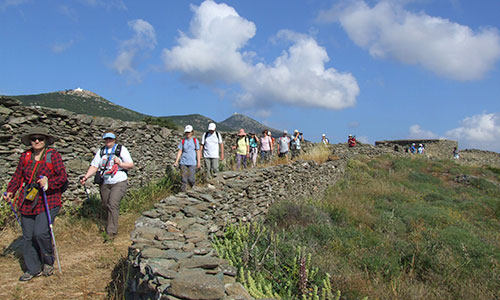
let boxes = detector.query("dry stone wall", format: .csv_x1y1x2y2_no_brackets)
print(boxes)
0,96,184,203
126,158,347,300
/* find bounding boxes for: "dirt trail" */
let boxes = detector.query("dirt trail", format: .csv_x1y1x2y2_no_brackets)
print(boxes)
0,214,136,300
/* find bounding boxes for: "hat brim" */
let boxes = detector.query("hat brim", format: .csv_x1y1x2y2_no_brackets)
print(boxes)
21,134,55,146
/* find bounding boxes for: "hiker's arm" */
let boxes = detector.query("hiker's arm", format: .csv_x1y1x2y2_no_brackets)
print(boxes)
196,149,201,169
220,143,224,160
45,151,68,191
81,166,98,184
7,153,25,194
173,149,182,167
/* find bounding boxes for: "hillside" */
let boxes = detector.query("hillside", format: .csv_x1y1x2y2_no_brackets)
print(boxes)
220,113,282,136
160,114,233,132
8,90,282,135
10,89,147,121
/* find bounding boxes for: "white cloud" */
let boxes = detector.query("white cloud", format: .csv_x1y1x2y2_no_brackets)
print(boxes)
51,40,74,54
162,0,359,111
0,0,28,10
446,113,500,151
326,0,500,81
113,19,157,81
408,124,439,139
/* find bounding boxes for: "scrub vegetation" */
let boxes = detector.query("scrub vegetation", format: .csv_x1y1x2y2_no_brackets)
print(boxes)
214,155,500,299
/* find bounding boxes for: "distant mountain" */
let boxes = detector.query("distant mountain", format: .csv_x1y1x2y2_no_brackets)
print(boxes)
10,89,147,121
160,114,233,133
220,113,282,137
8,89,281,136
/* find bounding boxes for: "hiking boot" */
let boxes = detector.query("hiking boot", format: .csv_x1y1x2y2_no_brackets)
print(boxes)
19,272,41,281
42,264,54,276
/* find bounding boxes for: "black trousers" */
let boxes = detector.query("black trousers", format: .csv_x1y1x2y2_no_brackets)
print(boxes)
21,207,59,275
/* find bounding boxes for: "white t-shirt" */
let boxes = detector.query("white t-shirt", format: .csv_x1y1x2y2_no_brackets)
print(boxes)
91,144,133,185
201,132,223,158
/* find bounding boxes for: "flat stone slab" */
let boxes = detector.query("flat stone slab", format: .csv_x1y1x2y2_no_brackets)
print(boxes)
168,273,225,300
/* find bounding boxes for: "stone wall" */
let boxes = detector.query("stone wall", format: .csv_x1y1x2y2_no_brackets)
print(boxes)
125,158,347,299
0,97,184,203
0,96,314,206
460,149,500,168
375,139,458,159
374,139,500,167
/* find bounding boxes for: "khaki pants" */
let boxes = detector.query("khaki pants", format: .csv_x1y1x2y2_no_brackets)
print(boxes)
100,180,128,236
204,157,219,178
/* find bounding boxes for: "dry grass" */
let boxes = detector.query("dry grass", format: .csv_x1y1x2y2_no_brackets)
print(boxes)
0,213,137,300
297,144,332,164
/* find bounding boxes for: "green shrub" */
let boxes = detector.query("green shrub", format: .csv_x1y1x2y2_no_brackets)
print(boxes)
143,116,178,130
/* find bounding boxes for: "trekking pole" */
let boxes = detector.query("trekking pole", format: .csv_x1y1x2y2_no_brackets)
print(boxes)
80,176,91,204
40,178,62,274
3,192,21,227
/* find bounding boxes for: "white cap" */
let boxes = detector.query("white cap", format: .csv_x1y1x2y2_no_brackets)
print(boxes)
349,134,352,137
419,144,423,146
268,131,271,135
184,125,193,133
208,123,216,131
283,130,288,134
294,129,299,133
322,134,326,137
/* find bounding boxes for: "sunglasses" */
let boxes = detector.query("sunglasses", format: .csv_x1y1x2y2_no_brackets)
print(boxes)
30,136,46,142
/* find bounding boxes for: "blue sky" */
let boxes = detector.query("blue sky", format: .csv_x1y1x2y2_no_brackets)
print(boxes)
1,0,499,151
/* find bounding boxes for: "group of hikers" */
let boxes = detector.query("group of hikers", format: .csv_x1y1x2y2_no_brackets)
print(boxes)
173,123,308,191
1,123,357,282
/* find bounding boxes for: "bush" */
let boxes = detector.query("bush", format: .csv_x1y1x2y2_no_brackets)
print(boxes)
143,116,177,130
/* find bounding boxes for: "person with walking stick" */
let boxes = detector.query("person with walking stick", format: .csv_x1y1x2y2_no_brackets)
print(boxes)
4,127,68,281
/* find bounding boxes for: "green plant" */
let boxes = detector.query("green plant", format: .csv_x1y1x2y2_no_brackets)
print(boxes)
212,222,342,299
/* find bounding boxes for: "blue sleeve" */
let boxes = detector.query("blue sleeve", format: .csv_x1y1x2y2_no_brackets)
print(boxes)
195,139,200,150
178,141,182,150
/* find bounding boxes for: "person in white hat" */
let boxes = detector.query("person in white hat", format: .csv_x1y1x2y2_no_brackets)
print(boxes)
417,143,425,155
321,134,330,145
200,123,224,179
277,130,291,160
290,129,304,159
174,125,201,191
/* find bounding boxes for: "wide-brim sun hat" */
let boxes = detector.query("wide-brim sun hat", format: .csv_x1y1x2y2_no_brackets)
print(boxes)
184,125,194,133
21,127,55,146
238,129,247,136
208,123,216,131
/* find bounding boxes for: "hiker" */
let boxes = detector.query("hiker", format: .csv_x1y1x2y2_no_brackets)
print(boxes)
173,125,201,191
453,147,460,159
290,130,304,159
418,144,425,154
409,143,417,154
268,131,275,158
348,134,356,147
232,129,250,170
200,123,224,179
321,134,330,145
277,130,291,159
260,130,273,163
248,132,260,168
5,127,68,281
80,130,134,241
